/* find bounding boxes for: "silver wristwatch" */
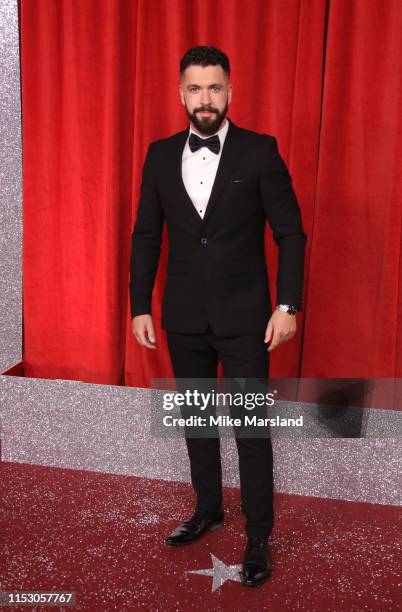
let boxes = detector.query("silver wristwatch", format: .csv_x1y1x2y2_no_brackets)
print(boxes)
276,304,300,315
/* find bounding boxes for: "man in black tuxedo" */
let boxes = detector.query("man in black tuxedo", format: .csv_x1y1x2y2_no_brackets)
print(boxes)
129,46,306,587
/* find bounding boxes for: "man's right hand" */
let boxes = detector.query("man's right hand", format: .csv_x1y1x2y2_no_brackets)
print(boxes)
132,314,157,349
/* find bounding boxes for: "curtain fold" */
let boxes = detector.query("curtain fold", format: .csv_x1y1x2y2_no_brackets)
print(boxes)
21,0,138,383
301,0,402,377
19,0,401,387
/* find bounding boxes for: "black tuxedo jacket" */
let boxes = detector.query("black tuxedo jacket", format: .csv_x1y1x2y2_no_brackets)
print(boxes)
129,117,307,336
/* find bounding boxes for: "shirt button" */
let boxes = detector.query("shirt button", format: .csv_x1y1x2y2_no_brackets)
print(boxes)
200,238,208,245
200,181,203,184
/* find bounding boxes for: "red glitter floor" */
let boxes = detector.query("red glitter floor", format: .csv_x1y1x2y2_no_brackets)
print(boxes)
1,461,401,611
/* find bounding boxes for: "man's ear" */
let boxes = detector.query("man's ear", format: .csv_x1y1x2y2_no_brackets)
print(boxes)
228,82,233,104
179,84,185,106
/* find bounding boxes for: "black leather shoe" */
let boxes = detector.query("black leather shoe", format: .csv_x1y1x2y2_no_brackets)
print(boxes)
165,507,224,546
240,536,271,586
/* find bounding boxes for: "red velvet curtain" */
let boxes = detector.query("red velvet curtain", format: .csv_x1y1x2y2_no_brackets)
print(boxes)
19,0,402,387
301,0,402,377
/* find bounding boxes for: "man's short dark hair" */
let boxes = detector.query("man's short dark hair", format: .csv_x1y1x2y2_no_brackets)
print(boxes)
180,46,230,78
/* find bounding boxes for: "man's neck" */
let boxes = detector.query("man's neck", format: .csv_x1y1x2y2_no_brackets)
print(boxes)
190,117,228,138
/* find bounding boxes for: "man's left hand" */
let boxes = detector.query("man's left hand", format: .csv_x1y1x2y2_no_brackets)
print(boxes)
264,309,297,351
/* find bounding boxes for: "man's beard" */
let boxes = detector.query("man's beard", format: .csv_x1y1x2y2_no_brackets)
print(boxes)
185,99,229,136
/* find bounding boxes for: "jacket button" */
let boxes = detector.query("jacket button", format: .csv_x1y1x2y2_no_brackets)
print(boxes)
200,238,208,245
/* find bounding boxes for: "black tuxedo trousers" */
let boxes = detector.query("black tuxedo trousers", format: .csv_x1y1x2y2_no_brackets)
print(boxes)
167,325,274,539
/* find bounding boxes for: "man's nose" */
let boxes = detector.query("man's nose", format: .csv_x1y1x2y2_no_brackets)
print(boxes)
200,89,212,104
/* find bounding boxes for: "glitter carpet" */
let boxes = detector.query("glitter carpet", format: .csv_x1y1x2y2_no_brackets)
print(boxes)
1,461,400,611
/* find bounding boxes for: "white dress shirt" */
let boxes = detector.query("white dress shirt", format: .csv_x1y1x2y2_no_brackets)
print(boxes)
182,117,229,219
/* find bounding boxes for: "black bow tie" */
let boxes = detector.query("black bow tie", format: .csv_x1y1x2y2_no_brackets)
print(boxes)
189,132,221,155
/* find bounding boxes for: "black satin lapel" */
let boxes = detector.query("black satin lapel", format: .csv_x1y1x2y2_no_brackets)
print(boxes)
175,129,204,227
202,118,244,224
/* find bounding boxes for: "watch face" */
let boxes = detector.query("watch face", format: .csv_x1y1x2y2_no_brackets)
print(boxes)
277,305,298,314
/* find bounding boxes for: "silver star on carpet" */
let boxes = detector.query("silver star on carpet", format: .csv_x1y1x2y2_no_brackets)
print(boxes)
187,553,242,592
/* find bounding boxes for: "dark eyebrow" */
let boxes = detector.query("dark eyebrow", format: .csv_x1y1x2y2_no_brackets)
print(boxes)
186,83,222,89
